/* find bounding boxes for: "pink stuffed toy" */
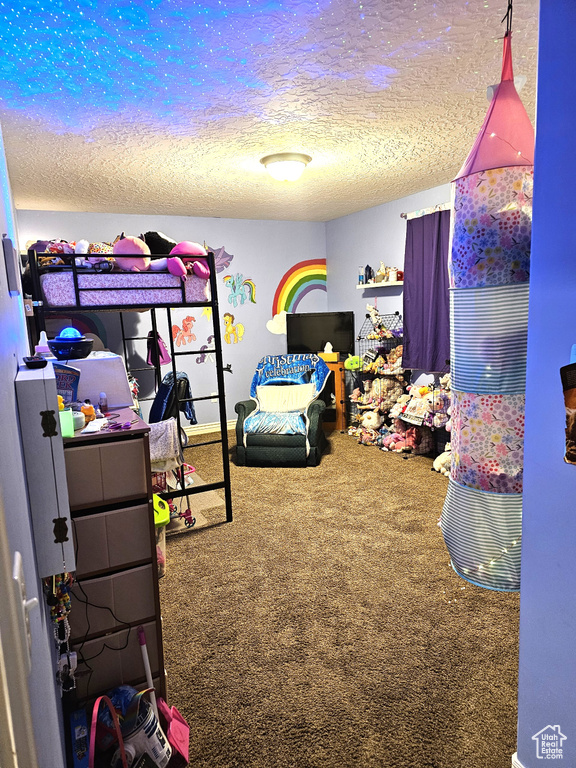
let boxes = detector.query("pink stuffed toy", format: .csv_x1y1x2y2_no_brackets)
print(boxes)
169,241,210,279
113,235,151,272
393,426,421,453
146,256,186,280
167,257,187,280
381,418,410,452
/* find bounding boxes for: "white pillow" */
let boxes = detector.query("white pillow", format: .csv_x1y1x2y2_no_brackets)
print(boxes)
256,383,316,413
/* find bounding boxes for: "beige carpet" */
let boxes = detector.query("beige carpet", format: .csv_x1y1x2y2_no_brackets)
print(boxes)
159,431,519,768
165,471,225,535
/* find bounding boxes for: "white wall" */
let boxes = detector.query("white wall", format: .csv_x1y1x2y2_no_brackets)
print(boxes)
0,129,65,767
515,2,576,766
17,211,328,420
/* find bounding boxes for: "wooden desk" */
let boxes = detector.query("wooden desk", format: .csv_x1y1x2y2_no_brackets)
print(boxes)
323,360,347,432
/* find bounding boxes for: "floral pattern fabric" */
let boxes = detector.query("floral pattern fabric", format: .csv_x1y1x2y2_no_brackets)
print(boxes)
450,389,525,494
449,166,533,289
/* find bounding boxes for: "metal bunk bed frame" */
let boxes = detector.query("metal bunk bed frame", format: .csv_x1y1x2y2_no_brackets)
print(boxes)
27,249,233,523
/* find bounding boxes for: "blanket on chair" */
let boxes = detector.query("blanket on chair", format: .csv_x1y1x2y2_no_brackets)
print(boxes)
243,354,330,443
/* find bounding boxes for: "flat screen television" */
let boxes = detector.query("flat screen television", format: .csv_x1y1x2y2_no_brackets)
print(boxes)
286,311,355,356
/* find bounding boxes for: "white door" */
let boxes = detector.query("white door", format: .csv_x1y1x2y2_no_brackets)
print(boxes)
0,497,39,768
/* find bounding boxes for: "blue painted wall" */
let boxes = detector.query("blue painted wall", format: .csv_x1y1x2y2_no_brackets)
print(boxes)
515,2,576,766
18,184,451,420
17,211,328,421
326,184,451,346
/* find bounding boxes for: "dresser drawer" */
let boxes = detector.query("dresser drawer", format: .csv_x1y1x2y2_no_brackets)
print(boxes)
69,564,157,640
72,504,153,577
65,437,148,508
72,620,160,700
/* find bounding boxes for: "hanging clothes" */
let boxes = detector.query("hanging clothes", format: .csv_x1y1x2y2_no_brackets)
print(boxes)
149,371,197,425
147,331,172,368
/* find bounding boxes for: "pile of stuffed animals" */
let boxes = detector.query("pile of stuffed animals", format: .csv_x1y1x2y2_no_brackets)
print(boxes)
27,231,211,281
364,304,404,342
349,362,452,468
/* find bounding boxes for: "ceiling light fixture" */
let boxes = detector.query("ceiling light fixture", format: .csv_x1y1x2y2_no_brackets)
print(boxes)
260,152,312,182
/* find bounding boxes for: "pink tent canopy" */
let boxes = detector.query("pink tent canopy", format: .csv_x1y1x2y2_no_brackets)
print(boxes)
455,33,534,180
440,28,534,591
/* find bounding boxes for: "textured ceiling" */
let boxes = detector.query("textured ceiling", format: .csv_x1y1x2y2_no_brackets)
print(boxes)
0,0,539,222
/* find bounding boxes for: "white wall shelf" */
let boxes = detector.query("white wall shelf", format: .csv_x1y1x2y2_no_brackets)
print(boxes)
356,281,403,290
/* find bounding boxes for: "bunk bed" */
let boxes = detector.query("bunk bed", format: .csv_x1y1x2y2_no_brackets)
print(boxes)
27,249,233,524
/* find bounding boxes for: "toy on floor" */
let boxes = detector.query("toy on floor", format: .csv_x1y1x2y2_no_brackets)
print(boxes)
359,410,383,430
178,506,196,528
381,418,429,454
432,443,452,476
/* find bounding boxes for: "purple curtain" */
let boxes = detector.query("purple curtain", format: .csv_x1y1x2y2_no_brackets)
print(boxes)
402,209,451,373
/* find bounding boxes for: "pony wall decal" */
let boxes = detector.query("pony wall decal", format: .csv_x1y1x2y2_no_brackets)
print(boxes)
223,273,256,307
196,335,216,364
171,315,196,347
223,312,244,344
207,245,234,273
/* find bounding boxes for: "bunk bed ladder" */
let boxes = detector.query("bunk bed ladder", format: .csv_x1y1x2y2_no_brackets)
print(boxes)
163,251,232,522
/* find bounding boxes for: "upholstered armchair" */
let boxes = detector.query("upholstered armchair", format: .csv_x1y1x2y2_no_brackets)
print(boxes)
235,354,330,466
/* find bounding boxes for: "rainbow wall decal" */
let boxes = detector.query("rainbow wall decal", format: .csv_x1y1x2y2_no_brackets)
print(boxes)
272,259,327,317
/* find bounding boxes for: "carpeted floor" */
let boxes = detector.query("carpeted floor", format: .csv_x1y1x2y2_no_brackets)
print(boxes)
159,431,519,768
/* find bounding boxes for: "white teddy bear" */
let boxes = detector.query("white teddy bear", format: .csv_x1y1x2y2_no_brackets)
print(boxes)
432,442,451,476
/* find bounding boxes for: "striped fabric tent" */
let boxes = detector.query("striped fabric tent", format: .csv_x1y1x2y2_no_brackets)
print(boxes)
439,30,534,591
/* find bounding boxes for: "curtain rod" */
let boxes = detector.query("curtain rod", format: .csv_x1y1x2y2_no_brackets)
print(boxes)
400,201,451,220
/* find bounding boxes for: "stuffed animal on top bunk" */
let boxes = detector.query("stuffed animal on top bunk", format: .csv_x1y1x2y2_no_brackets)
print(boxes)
139,232,210,279
169,241,210,279
140,231,178,254
113,233,210,279
28,239,76,256
70,239,115,271
110,233,185,278
112,234,152,271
